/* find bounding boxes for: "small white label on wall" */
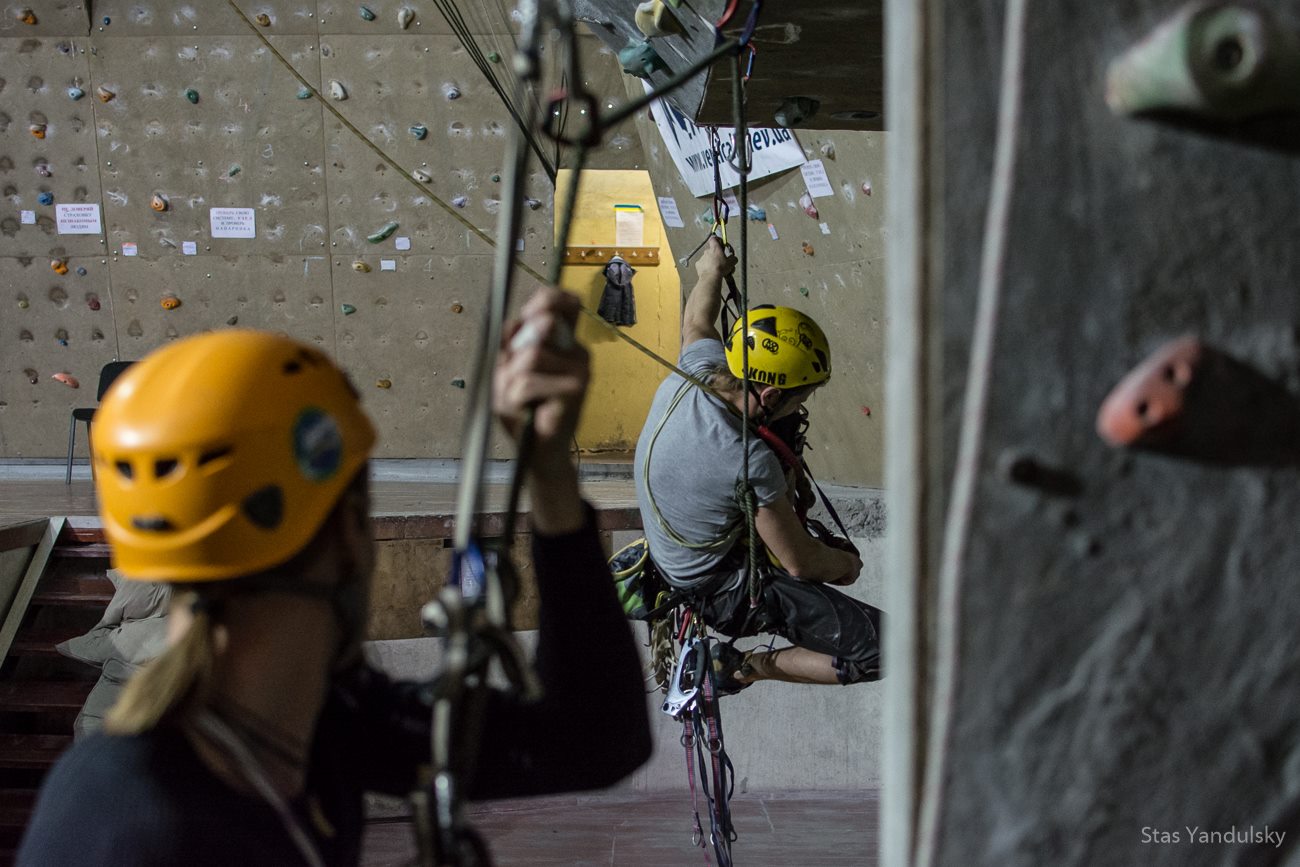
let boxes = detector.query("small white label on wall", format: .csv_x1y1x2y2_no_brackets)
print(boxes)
122,242,138,256
20,210,35,225
767,223,779,240
657,197,684,228
819,222,831,235
380,259,396,271
210,207,256,239
800,160,836,198
55,203,102,234
395,236,411,251
182,241,198,255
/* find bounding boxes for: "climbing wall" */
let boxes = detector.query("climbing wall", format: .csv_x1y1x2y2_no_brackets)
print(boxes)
903,1,1300,865
627,78,887,487
0,4,645,458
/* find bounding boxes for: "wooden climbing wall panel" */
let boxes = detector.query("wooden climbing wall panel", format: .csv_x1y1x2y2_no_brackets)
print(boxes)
902,1,1300,864
0,6,644,458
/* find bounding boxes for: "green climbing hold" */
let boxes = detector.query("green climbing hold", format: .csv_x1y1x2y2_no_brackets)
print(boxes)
359,5,376,21
490,173,501,183
185,88,199,104
367,221,399,244
228,165,241,177
451,378,466,389
297,86,313,99
799,286,809,297
341,304,357,315
487,51,501,63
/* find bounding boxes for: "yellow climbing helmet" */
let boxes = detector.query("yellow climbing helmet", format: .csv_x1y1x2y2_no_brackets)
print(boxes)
91,330,376,583
723,305,832,389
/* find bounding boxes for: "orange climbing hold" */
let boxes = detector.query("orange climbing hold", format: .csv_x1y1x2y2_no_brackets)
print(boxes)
30,124,46,140
96,86,116,103
18,8,36,25
801,241,815,256
255,12,272,26
161,296,182,310
51,259,69,275
151,194,169,212
51,373,80,388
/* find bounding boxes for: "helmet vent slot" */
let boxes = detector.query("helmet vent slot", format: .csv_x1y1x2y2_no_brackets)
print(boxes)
197,446,232,467
115,461,134,480
132,515,175,532
282,360,302,375
154,458,179,479
242,485,284,530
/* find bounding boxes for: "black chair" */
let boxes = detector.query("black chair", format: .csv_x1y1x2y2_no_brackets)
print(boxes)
66,360,135,485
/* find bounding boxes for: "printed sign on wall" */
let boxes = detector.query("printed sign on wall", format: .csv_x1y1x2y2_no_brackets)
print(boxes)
55,204,102,235
643,82,805,198
210,207,256,239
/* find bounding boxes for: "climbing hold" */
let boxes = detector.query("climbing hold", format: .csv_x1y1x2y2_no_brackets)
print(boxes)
296,86,312,99
37,192,54,206
820,142,836,159
774,96,820,128
102,16,110,25
255,13,272,26
29,123,46,139
1096,336,1202,448
51,373,79,388
488,51,501,63
398,7,415,29
184,88,199,104
227,315,238,326
341,304,357,315
76,267,87,276
87,294,100,311
150,193,169,212
799,192,820,219
19,329,33,342
359,5,376,21
228,164,241,177
352,261,371,273
96,86,116,103
525,197,542,210
746,205,767,221
161,295,181,310
490,173,501,183
799,286,809,297
18,8,36,25
35,164,51,177
442,83,461,100
801,241,815,256
450,303,464,313
91,328,104,340
51,258,69,275
67,86,85,101
1106,3,1300,121
618,39,669,78
412,169,433,183
862,406,872,417
56,328,69,346
451,378,466,389
410,123,428,140
329,80,347,101
451,195,468,208
17,297,29,309
634,0,684,37
25,368,38,384
376,378,392,389
367,221,399,243
862,179,873,196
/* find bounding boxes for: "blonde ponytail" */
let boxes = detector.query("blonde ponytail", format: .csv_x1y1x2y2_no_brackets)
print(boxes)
105,592,218,735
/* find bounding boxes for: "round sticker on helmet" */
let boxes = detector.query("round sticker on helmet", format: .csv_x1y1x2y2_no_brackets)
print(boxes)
293,408,343,482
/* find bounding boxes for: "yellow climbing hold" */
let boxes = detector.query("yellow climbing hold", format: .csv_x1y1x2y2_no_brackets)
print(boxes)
352,261,371,273
376,378,392,389
51,259,69,275
161,296,182,310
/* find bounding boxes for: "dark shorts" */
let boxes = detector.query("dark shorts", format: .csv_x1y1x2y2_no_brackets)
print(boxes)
694,568,882,684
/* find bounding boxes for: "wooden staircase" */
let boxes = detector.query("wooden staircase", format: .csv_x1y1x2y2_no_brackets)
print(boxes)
0,523,112,864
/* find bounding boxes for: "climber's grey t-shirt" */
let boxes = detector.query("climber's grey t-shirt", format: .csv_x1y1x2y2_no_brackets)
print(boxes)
634,339,787,587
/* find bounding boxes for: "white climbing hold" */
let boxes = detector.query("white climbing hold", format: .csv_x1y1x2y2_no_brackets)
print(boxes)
820,142,836,159
412,169,432,183
451,195,468,208
799,192,819,219
329,80,347,101
398,7,415,29
442,83,461,100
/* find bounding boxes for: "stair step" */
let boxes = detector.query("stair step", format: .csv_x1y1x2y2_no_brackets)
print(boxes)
0,735,72,769
0,682,93,711
8,630,83,657
51,544,112,560
30,576,113,607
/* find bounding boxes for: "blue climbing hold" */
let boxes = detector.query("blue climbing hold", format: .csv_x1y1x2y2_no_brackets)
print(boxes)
410,124,428,140
618,39,668,78
67,86,85,101
102,16,110,25
746,205,767,221
37,192,53,206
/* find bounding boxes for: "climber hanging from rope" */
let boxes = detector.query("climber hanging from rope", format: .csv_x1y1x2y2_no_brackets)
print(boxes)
634,236,883,692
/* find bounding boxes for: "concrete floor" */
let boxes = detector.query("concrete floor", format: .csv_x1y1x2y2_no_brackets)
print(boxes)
360,791,879,866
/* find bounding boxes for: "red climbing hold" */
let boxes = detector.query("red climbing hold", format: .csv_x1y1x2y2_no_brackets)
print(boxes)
1096,336,1201,447
51,372,80,388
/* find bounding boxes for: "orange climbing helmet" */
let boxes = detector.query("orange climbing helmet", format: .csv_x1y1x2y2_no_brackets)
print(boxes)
723,305,832,390
91,330,376,583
